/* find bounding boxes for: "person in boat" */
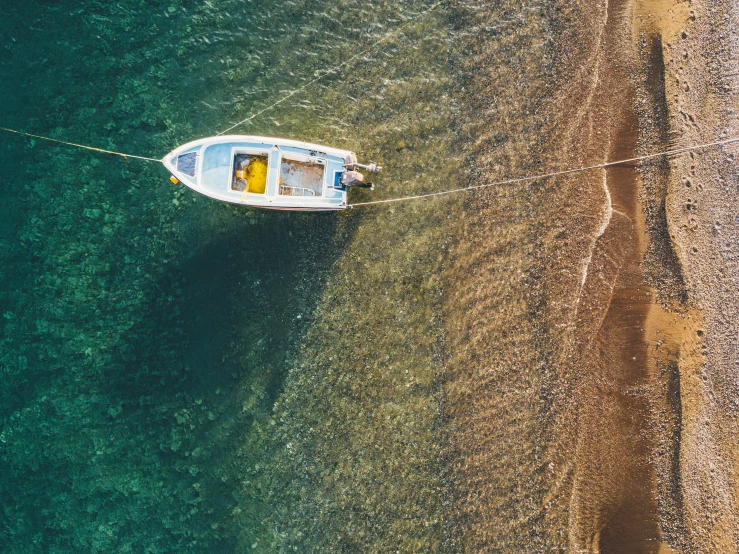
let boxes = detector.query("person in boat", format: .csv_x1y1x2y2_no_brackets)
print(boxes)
342,170,374,190
342,153,380,190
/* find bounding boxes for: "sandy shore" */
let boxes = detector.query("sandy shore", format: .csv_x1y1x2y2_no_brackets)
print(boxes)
441,0,738,551
647,0,739,550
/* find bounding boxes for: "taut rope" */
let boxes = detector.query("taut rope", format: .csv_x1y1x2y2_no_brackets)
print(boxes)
348,136,739,208
215,1,444,136
0,126,163,163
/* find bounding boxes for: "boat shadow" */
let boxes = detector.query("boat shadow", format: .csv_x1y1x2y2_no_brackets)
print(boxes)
111,210,349,402
101,209,354,547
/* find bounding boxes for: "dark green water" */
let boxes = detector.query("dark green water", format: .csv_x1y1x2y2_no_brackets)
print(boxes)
0,1,564,552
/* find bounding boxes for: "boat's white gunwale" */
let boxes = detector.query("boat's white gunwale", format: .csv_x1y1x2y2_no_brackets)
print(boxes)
166,135,353,162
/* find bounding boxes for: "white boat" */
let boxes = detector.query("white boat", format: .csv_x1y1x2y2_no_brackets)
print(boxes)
163,135,380,211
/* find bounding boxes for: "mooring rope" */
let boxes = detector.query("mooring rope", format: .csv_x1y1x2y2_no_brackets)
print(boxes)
0,126,163,163
3,125,736,209
348,136,739,208
215,0,444,136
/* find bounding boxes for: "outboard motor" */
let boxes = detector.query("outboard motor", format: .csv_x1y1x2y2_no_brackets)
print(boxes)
343,153,382,189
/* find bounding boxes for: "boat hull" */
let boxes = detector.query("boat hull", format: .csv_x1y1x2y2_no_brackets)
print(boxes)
163,135,354,211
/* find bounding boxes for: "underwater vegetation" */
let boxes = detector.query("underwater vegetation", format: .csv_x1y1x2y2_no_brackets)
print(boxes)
1,0,462,551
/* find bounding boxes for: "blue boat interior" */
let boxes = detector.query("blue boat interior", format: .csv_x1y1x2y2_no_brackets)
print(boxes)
177,141,347,202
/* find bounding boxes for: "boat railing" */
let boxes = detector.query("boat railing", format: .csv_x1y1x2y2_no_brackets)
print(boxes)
279,184,317,197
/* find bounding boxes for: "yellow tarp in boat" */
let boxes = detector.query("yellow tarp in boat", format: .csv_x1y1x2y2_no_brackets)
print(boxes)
246,157,267,194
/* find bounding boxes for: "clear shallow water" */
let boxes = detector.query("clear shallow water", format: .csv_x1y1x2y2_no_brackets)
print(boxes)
1,1,658,552
0,1,464,551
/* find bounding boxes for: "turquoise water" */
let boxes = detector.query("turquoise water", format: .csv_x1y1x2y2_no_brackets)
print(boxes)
1,0,580,551
0,1,463,551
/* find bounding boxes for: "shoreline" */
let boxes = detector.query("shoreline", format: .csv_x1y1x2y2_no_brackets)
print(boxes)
440,0,738,550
